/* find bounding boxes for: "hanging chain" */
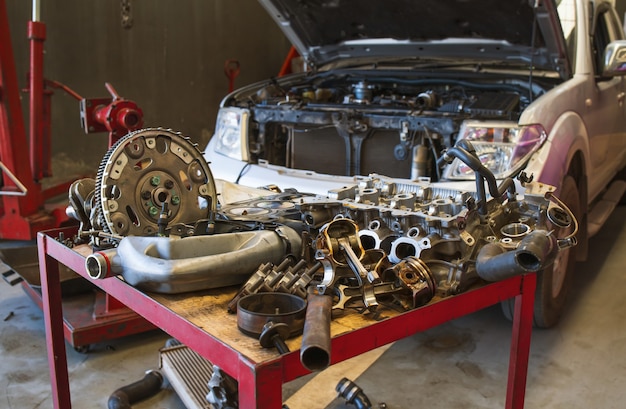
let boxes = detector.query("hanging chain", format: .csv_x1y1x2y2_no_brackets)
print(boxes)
121,0,133,29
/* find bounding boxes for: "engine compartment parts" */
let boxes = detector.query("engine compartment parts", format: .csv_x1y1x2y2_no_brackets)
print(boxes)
94,128,217,237
206,365,239,409
62,129,580,390
259,321,291,354
236,292,307,339
68,131,578,347
213,71,548,182
227,258,317,313
85,227,301,293
300,291,333,371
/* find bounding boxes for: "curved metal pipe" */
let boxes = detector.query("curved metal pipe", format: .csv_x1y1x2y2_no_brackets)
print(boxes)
107,370,163,409
85,227,302,293
300,292,332,371
476,230,558,281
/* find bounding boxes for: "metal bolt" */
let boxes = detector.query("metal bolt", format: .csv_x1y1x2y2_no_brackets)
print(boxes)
149,206,159,216
164,179,174,189
150,176,161,186
171,195,180,205
141,190,151,200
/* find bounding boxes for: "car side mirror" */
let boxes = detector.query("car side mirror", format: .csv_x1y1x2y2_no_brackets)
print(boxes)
602,40,626,77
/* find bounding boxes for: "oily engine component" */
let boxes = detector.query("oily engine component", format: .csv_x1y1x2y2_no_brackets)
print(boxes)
85,226,301,293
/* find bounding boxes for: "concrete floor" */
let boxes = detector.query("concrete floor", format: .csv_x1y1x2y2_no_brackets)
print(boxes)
1,205,625,409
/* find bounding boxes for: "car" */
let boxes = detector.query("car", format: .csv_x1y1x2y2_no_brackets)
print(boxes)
203,0,626,327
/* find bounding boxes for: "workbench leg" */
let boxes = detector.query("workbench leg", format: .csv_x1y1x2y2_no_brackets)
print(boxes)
38,235,72,409
238,358,284,408
505,273,536,409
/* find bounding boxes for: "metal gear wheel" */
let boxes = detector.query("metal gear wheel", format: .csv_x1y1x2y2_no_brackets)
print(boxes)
95,128,217,236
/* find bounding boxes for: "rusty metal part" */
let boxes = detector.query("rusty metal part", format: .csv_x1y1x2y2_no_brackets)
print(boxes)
383,256,437,309
259,321,290,354
300,292,333,371
95,128,217,236
227,258,317,313
315,219,366,291
236,292,307,338
226,262,274,314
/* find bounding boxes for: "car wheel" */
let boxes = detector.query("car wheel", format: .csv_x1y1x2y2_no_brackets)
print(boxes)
501,175,581,328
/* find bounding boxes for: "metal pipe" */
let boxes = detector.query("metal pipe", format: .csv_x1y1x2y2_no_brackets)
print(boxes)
86,249,120,279
28,15,47,181
84,227,302,293
32,0,40,22
300,292,332,371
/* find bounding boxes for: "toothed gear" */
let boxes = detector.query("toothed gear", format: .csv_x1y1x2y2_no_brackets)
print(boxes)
95,128,217,236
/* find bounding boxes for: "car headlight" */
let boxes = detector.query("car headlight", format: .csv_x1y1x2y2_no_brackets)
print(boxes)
444,121,547,180
213,107,249,161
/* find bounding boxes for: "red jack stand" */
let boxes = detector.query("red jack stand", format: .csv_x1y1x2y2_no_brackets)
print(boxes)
0,0,144,240
0,0,71,239
1,1,153,350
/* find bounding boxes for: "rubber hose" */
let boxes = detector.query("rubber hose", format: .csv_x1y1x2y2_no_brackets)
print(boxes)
107,370,164,409
336,377,372,409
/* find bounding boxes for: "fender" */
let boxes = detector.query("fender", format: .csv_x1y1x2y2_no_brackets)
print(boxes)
523,111,589,191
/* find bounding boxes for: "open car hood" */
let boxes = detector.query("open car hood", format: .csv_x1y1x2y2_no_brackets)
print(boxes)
258,0,570,76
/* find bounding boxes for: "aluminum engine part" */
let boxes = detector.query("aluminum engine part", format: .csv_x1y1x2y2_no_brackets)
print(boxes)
206,366,238,409
84,226,302,293
95,128,217,236
227,169,574,302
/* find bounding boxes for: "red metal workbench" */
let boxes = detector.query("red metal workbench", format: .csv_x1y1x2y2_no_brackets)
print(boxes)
38,227,536,409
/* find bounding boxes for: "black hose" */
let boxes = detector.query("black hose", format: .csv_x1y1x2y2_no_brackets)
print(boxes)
476,231,558,282
336,377,372,409
437,140,517,213
107,370,164,409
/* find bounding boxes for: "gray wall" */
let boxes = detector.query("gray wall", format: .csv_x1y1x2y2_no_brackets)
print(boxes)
6,0,291,171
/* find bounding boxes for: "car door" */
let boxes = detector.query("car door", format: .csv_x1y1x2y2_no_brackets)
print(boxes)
583,2,626,201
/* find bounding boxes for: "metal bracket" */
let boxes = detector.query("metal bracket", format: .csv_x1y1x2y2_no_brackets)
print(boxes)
0,161,28,196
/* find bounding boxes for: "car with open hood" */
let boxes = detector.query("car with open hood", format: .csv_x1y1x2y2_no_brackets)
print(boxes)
203,0,626,327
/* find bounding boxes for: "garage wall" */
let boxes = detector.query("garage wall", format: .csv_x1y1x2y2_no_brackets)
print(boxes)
6,0,291,173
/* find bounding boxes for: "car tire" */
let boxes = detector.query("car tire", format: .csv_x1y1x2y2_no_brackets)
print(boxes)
501,175,581,328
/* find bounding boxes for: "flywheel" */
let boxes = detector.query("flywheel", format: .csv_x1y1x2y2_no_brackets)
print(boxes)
95,128,217,236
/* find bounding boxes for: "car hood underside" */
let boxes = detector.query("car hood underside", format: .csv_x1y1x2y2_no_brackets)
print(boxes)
259,0,569,75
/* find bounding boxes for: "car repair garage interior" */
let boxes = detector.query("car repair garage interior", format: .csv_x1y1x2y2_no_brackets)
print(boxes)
1,1,626,408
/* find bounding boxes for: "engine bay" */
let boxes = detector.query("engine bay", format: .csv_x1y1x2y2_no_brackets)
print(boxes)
228,70,552,180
